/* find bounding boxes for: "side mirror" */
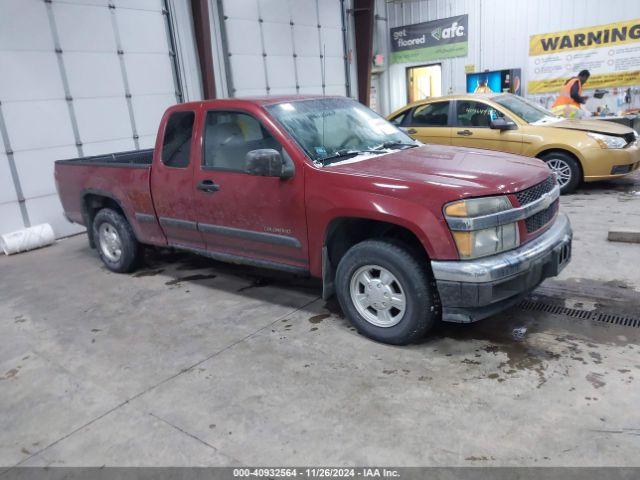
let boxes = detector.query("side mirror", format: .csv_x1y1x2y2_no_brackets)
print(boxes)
490,117,517,131
245,149,293,179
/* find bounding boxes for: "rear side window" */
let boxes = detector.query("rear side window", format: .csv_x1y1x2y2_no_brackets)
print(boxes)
162,111,195,168
410,102,449,126
203,111,281,171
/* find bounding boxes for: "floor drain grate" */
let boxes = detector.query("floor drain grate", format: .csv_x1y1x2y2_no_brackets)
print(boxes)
519,300,640,328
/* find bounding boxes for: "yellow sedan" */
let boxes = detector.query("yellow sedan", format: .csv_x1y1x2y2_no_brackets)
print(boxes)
387,93,640,193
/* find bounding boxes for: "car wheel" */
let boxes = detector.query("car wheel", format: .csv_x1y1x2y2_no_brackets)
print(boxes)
335,239,438,345
540,152,581,194
92,208,141,273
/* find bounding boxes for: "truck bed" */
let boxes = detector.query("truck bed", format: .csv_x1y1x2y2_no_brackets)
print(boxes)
55,149,154,168
54,148,165,246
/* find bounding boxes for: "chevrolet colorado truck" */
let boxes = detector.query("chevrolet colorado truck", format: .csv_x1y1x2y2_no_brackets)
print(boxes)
55,96,572,345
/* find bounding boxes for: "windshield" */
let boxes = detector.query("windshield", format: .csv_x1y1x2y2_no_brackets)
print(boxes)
266,97,415,164
492,94,559,124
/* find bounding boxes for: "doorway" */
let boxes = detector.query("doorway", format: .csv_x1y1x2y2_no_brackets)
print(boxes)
406,64,442,103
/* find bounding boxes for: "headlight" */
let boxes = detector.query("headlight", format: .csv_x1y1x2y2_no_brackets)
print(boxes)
587,132,626,149
444,196,520,259
451,224,519,259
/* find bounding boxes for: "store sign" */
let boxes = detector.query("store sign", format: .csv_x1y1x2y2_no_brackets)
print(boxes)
390,15,468,64
528,19,640,93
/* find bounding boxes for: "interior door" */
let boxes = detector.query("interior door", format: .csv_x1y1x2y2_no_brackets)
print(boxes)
403,101,452,145
150,108,204,249
450,100,523,154
191,109,308,270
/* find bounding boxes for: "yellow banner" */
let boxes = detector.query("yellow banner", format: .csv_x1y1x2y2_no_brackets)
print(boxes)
529,19,640,56
528,70,640,94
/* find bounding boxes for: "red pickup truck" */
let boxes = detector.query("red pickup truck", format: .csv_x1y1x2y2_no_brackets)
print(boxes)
55,96,572,344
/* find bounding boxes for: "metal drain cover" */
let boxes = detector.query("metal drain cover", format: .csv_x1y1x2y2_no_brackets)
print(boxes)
519,299,640,328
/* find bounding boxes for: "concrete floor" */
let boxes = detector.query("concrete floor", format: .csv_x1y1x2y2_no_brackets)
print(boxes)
1,172,639,468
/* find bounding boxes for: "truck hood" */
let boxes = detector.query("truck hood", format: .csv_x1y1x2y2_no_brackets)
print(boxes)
547,118,633,135
325,144,550,197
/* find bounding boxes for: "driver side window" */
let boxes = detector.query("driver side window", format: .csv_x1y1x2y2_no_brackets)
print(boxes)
203,111,282,171
455,101,508,128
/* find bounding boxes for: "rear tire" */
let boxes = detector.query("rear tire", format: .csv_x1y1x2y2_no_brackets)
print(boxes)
92,208,141,273
540,151,581,194
335,239,438,345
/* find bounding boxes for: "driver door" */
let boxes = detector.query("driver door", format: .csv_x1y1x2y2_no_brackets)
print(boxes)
191,109,309,270
450,100,523,154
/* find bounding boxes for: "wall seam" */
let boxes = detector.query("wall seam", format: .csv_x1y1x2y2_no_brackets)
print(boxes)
0,103,30,228
45,0,84,158
107,3,140,150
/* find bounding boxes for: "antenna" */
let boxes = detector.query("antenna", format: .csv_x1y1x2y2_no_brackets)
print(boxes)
322,43,326,153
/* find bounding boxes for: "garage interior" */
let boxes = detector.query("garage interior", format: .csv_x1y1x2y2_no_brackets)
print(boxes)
1,0,640,474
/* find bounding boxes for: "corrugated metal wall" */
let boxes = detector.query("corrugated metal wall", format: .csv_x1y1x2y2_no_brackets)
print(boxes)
379,0,640,115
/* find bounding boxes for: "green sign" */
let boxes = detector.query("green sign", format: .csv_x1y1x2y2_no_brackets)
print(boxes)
390,15,468,64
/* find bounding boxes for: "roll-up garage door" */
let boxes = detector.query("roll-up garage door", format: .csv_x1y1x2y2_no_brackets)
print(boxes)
218,0,349,97
0,0,182,239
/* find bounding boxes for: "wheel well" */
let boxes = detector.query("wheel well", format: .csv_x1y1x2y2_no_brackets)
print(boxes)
536,148,584,180
325,218,427,269
82,194,126,247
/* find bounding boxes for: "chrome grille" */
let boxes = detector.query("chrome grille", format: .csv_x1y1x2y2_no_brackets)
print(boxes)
525,200,558,233
515,175,557,206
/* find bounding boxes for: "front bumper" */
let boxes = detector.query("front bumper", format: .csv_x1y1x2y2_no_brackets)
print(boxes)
431,213,572,323
582,144,640,181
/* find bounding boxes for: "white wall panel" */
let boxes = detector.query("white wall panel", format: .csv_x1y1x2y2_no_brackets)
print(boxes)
261,22,294,56
291,0,317,26
60,0,109,6
13,146,78,199
226,19,263,55
297,56,323,87
74,98,132,143
113,0,163,10
0,52,65,101
131,94,174,137
266,56,296,88
293,25,319,55
55,3,116,51
25,195,84,238
3,100,76,152
224,0,259,21
82,138,136,157
258,0,291,22
124,53,176,95
0,203,25,235
64,52,125,98
116,8,169,53
230,55,268,92
318,0,342,27
0,0,51,51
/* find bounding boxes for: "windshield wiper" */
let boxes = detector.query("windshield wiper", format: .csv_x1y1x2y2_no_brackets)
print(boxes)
373,140,418,150
319,149,383,166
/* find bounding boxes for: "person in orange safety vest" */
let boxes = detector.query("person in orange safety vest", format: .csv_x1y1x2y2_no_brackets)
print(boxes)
551,70,590,118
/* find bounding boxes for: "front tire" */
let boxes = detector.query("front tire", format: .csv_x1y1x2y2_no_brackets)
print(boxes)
92,208,141,273
335,239,438,345
540,152,581,194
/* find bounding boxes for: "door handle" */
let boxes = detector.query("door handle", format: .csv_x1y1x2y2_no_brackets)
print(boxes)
457,129,473,136
406,128,418,134
197,180,220,193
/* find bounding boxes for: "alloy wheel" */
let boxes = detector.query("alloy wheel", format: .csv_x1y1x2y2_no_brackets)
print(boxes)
349,265,406,327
